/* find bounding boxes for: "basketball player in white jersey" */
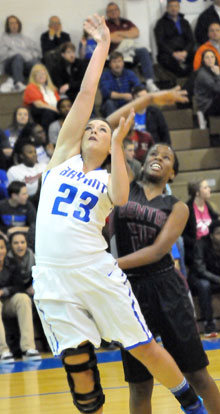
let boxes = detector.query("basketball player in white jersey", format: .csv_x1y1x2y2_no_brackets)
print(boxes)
32,14,207,414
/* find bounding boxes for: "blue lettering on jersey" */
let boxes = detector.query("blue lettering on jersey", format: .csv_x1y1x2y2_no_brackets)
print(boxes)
51,183,98,222
60,167,107,193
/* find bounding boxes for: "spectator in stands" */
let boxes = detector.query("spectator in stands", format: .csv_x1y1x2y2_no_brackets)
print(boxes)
7,141,47,204
154,0,195,77
0,181,36,241
100,51,140,116
193,22,220,71
8,232,35,297
4,106,31,155
0,15,40,93
123,138,142,180
23,63,60,133
48,98,72,146
105,2,159,92
189,220,220,338
17,123,52,164
131,85,171,144
40,16,71,60
194,49,220,120
195,0,220,46
0,129,12,168
79,30,97,61
0,169,8,200
50,42,87,102
0,235,41,362
183,179,219,268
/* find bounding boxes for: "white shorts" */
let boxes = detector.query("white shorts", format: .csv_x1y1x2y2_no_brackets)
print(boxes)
32,252,152,356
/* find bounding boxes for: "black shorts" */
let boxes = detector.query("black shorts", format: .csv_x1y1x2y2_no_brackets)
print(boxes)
121,269,209,383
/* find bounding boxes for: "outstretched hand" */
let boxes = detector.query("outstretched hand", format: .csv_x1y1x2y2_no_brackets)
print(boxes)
83,14,110,43
112,109,135,145
152,86,188,106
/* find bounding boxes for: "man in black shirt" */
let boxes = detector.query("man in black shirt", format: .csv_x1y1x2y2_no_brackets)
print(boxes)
195,0,220,45
40,16,70,58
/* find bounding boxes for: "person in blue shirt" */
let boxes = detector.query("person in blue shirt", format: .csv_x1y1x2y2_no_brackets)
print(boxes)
100,51,141,116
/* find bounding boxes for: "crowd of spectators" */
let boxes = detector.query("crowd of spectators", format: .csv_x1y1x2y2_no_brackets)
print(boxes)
0,0,220,362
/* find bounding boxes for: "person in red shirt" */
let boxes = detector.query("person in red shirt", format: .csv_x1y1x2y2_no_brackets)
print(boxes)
23,63,60,133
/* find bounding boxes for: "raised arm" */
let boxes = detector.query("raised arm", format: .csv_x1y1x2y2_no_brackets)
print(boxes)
117,201,189,269
107,86,188,129
108,110,135,206
46,15,110,170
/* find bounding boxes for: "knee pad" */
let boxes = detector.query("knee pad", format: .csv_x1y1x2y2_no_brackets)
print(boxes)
62,343,105,413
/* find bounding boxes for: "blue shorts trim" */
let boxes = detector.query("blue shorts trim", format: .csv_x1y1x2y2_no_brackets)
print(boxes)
125,337,153,351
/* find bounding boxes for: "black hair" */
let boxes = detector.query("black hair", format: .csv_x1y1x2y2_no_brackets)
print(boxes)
131,84,147,97
17,122,38,144
9,231,27,245
8,181,26,197
187,179,204,199
57,98,72,111
208,21,220,31
142,143,179,184
147,143,179,177
0,235,7,248
209,219,220,234
59,42,76,54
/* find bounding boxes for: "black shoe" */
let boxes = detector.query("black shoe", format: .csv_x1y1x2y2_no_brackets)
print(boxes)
204,321,218,338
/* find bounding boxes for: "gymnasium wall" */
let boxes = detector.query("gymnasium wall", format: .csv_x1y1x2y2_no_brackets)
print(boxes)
0,0,214,58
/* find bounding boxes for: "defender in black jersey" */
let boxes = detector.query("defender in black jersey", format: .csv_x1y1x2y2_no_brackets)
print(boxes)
111,143,220,414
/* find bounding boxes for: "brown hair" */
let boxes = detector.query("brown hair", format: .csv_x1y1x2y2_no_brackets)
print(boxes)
5,15,22,33
59,42,76,54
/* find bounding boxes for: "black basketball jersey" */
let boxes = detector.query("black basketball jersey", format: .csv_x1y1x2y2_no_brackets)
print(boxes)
111,181,179,276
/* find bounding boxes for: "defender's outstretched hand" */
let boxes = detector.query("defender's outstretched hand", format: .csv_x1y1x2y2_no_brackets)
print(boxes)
112,109,135,146
83,14,110,43
152,86,188,106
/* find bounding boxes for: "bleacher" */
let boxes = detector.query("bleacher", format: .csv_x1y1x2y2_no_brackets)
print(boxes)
1,65,220,337
162,104,220,332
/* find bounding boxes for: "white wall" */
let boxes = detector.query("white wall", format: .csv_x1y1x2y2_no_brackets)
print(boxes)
1,0,212,56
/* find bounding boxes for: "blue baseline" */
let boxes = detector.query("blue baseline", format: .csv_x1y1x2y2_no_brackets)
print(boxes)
0,339,220,375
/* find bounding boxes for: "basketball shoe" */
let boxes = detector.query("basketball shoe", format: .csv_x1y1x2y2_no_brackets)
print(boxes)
181,396,207,413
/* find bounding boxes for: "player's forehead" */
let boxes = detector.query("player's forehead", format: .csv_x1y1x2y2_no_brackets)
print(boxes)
86,119,111,131
148,144,173,156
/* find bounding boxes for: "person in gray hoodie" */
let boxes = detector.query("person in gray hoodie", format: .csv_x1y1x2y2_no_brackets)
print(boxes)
0,15,40,92
194,49,220,117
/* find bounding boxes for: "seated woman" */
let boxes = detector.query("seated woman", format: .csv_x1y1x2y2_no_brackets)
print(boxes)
23,63,60,133
0,235,41,362
0,15,40,93
183,178,219,269
8,232,35,297
194,49,220,119
4,106,32,155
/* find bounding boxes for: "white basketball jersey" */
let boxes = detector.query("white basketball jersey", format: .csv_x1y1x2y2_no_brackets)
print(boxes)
35,154,113,265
